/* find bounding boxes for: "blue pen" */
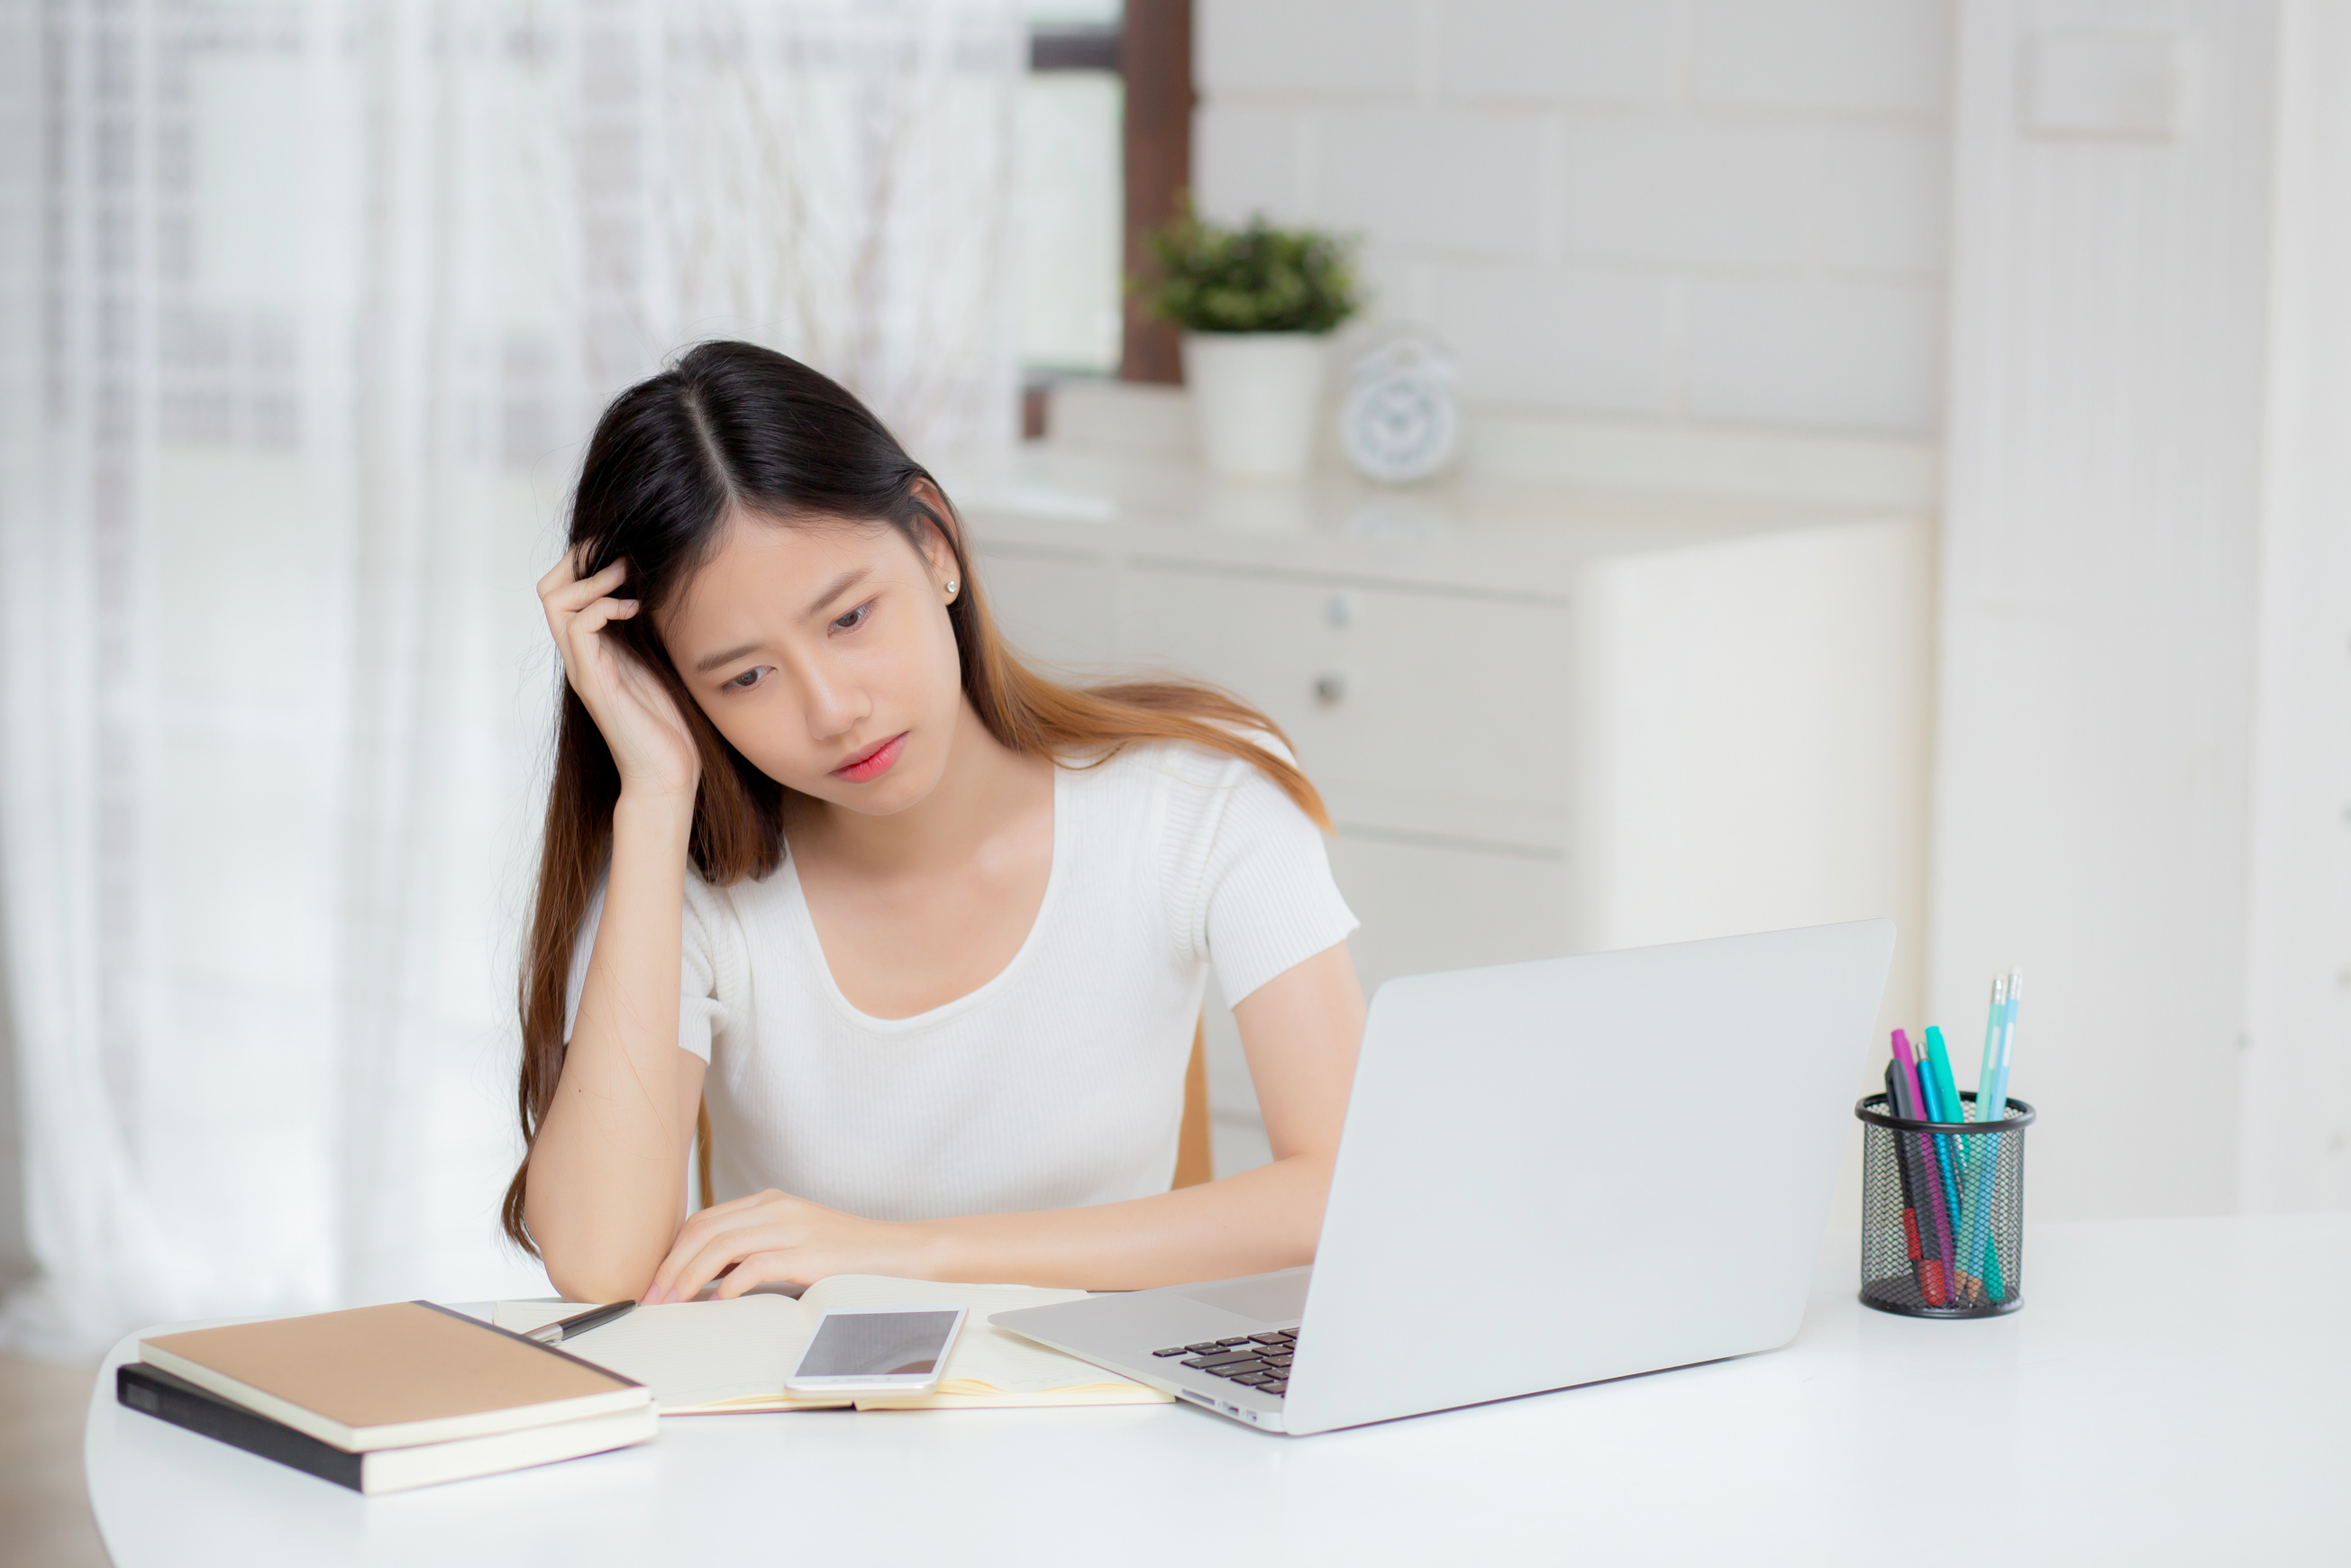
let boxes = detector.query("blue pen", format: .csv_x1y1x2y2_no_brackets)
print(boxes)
1989,969,2020,1119
1984,971,2021,1292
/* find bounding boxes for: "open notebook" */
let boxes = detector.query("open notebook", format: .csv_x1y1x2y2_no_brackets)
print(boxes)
493,1276,1171,1414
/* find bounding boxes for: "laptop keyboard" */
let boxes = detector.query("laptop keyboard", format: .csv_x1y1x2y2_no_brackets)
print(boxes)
1150,1329,1298,1397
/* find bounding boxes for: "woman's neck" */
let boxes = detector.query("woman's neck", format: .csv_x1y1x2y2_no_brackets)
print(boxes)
784,700,1052,879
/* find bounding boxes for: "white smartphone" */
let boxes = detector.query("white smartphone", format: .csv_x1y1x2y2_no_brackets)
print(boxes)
784,1303,969,1395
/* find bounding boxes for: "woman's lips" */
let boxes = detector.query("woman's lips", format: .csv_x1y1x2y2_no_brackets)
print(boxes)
832,732,908,783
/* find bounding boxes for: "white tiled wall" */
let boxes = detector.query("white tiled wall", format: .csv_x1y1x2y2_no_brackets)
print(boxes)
1195,0,1952,437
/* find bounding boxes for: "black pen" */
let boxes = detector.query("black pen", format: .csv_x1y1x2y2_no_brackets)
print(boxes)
525,1299,637,1346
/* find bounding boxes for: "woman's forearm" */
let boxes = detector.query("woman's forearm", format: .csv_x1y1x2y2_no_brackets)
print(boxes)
524,791,702,1299
904,944,1361,1291
911,1153,1334,1292
643,946,1366,1305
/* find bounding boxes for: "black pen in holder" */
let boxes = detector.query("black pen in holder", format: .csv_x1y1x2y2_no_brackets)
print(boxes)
1854,1090,2036,1318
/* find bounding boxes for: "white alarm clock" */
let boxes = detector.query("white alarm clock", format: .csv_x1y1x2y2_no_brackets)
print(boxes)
1340,334,1462,484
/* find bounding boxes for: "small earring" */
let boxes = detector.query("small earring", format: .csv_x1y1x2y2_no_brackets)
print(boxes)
945,579,959,597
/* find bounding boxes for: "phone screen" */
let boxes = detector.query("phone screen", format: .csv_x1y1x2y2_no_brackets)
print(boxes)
795,1309,961,1379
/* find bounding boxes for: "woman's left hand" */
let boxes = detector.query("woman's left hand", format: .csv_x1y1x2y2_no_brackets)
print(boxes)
641,1190,931,1302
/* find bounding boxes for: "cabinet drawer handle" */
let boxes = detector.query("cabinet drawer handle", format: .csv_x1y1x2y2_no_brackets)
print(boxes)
1312,673,1347,707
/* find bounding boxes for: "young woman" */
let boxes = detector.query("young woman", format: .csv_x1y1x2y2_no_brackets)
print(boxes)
508,342,1367,1305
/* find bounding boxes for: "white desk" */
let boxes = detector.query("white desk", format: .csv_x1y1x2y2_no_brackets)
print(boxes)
87,1216,2348,1566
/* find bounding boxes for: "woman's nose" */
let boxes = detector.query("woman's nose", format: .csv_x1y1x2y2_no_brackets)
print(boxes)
803,671,868,740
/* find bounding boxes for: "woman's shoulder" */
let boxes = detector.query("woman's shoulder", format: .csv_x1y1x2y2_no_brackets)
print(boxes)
1073,730,1301,793
1071,734,1316,861
1081,733,1351,980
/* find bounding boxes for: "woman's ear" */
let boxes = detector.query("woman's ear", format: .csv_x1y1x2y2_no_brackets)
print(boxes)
907,479,962,599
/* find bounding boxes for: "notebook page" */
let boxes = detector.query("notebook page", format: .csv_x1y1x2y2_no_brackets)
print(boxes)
492,1301,584,1336
491,1296,816,1410
800,1276,1162,1397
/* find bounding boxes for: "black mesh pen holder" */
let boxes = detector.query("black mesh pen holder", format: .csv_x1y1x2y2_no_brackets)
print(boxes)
1854,1091,2036,1318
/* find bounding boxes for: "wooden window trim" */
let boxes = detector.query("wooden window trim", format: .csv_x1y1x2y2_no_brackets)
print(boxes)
1019,0,1189,437
1118,0,1192,385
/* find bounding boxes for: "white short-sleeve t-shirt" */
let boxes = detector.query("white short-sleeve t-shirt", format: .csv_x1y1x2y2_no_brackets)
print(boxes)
562,741,1357,1222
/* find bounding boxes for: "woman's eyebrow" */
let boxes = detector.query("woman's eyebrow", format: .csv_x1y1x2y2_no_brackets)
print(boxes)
692,641,764,675
803,565,873,618
690,565,874,674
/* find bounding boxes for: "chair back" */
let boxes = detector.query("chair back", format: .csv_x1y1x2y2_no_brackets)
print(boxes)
1172,1018,1214,1189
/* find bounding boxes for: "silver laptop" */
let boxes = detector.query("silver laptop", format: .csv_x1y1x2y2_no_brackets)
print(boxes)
992,919,1894,1435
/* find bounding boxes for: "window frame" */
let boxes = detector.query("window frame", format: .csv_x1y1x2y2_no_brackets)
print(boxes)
1021,0,1190,435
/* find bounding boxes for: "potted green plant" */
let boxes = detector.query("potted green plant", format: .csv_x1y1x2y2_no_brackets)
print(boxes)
1139,207,1362,479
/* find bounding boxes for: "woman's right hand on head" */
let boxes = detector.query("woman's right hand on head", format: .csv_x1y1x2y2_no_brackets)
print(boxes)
539,547,701,802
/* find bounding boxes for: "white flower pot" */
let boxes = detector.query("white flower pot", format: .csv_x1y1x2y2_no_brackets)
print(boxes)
1181,332,1329,480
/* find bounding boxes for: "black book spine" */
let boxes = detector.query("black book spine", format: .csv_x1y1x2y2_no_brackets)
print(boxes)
117,1362,364,1491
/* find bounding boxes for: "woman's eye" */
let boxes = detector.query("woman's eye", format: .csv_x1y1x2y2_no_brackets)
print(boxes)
832,602,872,633
724,667,765,691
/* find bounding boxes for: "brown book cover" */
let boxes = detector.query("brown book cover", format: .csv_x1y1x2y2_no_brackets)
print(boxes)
119,1363,659,1492
141,1301,649,1453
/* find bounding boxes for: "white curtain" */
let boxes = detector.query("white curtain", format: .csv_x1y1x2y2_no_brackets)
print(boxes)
0,0,1020,1358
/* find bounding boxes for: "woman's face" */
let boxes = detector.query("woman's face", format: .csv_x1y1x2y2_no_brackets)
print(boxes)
659,506,967,816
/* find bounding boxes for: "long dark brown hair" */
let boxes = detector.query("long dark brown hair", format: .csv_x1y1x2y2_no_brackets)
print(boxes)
502,341,1327,1253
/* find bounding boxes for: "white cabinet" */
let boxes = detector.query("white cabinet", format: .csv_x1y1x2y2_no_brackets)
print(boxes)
1324,833,1571,986
964,445,1932,1171
967,541,1115,669
1121,568,1572,851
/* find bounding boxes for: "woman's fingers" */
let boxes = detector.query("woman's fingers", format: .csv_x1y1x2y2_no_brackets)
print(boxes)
710,1253,797,1300
651,1199,738,1281
553,600,653,715
645,1191,839,1301
642,1238,702,1304
540,560,631,662
533,551,699,795
533,546,583,600
647,1203,783,1301
659,1226,788,1303
567,596,642,642
541,557,627,614
637,1187,899,1302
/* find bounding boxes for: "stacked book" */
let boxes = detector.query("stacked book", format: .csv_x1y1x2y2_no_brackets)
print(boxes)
117,1300,656,1493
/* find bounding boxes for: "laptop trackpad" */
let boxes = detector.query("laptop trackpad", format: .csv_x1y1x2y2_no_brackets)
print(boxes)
1176,1270,1311,1324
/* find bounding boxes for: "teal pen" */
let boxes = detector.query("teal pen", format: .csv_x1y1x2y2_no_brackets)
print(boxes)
1970,973,2008,1124
1922,1026,1964,1126
1953,975,2003,1299
1955,971,2021,1301
1924,1025,2004,1300
1913,1026,1969,1297
1919,1026,1968,1237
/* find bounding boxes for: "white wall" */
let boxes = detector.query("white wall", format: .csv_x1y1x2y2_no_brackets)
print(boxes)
1194,0,1953,437
1932,0,2282,1220
2239,0,2351,1213
1191,0,2348,1222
